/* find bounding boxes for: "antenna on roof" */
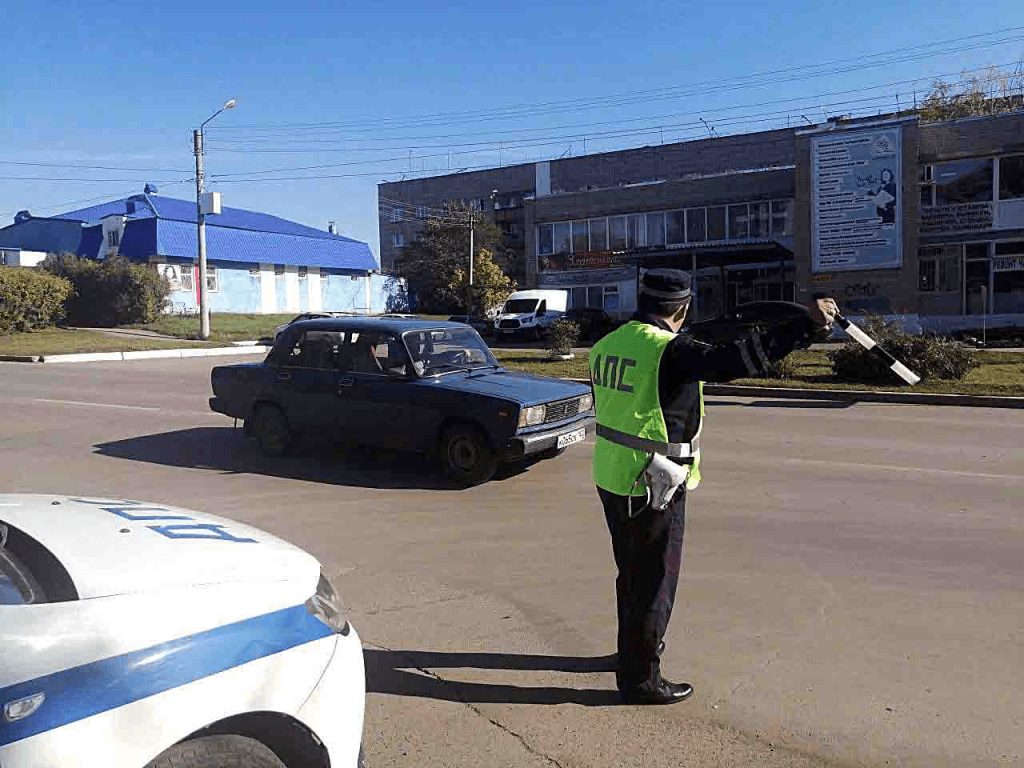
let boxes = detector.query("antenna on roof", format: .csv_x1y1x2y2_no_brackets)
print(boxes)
144,183,159,195
700,117,714,138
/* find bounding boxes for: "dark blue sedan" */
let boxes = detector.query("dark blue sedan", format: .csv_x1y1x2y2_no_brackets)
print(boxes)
209,318,595,485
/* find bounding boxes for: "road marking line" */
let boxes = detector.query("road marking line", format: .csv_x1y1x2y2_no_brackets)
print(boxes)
784,457,1024,482
33,398,159,412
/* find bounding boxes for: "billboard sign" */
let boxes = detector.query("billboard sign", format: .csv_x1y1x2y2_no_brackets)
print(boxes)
811,125,902,272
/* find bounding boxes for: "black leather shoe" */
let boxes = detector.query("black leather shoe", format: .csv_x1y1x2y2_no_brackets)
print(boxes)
620,679,694,705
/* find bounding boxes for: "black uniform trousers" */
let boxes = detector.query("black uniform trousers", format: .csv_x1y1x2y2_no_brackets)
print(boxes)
599,485,687,691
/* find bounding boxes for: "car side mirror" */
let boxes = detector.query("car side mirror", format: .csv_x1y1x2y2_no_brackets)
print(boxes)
536,308,546,317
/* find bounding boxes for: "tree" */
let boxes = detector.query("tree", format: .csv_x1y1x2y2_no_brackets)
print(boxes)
394,201,514,314
918,63,1024,123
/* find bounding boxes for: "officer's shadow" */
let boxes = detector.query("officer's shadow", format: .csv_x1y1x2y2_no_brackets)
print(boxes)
364,649,623,706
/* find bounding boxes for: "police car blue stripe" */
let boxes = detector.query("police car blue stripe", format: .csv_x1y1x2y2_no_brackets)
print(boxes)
0,604,333,746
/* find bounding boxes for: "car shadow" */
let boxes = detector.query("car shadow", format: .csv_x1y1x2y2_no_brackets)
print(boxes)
705,398,853,409
93,427,535,491
364,649,622,706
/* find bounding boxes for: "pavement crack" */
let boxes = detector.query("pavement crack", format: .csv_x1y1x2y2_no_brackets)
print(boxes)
364,640,566,768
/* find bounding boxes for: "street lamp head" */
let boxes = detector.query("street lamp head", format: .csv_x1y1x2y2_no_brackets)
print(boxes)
224,99,237,110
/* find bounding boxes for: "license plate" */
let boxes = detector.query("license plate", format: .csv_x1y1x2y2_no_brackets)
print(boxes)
557,427,586,449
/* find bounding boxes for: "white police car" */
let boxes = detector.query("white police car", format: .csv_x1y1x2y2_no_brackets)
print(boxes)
0,495,366,768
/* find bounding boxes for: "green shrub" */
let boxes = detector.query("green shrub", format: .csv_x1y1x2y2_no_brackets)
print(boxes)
41,253,171,327
546,318,581,356
0,267,74,334
828,313,978,383
762,354,797,379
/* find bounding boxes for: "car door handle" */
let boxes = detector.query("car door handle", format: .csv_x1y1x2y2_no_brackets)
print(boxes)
337,377,355,391
276,371,292,382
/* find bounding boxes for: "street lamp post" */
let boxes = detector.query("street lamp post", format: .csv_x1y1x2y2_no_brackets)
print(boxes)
193,98,236,340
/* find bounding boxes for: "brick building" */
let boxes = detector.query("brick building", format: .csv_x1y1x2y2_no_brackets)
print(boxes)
379,111,1024,330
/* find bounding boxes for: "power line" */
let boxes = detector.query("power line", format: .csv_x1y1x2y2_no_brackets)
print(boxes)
0,176,195,183
0,159,191,173
209,26,1024,135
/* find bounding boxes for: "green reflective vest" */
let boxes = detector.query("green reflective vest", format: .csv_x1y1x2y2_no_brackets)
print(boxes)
589,321,704,497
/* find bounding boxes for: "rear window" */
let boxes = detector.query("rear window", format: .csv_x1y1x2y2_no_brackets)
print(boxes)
0,522,77,604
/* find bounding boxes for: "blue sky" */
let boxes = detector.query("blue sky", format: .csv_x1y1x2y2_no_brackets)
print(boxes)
3,0,1023,260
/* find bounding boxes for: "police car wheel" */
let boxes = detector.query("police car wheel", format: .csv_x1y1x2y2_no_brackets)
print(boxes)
440,424,498,486
254,405,292,457
144,734,286,768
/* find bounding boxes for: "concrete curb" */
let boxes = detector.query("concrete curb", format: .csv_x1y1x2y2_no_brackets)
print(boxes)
36,346,271,364
566,378,1024,409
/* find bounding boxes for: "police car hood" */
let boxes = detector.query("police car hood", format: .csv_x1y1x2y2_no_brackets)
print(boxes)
0,495,320,599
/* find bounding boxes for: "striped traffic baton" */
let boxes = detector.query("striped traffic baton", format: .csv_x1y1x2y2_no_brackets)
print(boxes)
833,314,921,385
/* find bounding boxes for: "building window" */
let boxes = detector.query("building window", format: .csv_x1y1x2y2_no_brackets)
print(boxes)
107,230,119,247
749,202,770,238
994,241,1024,313
646,212,665,247
771,200,794,236
589,218,608,250
999,155,1024,201
274,264,285,276
416,205,428,219
205,267,219,293
390,206,404,223
707,207,726,241
666,210,685,245
728,204,749,240
248,267,261,276
298,266,308,280
934,159,993,206
572,220,589,253
686,209,707,243
588,285,603,308
392,232,404,247
180,267,194,292
626,216,641,248
603,284,619,310
609,216,627,250
538,224,553,255
553,222,572,253
918,246,959,292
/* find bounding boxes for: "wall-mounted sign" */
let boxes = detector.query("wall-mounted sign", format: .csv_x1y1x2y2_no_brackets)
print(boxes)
993,255,1024,272
538,250,633,273
920,203,994,234
811,125,902,273
157,263,191,291
537,267,635,286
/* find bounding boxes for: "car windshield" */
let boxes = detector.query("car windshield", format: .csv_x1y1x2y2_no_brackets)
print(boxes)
403,327,499,375
503,299,539,314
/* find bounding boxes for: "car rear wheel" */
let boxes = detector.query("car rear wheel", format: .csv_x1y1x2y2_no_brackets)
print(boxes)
253,405,292,457
440,424,498,486
144,734,286,768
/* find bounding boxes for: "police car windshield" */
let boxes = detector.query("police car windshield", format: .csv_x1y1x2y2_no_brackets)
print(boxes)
403,328,498,375
504,299,538,314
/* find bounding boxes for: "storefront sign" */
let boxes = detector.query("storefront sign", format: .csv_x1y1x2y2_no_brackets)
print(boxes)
811,125,902,273
537,250,632,273
993,255,1024,272
538,267,634,286
921,203,994,234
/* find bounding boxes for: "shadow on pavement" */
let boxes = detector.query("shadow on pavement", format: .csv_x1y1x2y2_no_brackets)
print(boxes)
705,398,853,409
364,649,622,706
93,427,533,491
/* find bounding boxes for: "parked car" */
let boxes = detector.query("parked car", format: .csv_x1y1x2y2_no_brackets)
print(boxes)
562,307,619,341
447,315,491,336
209,317,595,486
0,494,365,768
494,289,568,340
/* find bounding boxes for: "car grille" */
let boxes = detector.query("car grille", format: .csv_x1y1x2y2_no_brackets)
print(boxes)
544,397,581,424
499,319,520,329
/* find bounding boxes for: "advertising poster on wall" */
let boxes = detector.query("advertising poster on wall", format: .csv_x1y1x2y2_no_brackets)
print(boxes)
811,125,902,272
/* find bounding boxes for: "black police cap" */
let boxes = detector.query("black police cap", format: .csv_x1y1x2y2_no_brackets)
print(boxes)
640,268,692,300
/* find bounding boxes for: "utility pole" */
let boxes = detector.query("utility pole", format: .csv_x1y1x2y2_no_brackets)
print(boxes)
467,209,475,317
193,98,236,340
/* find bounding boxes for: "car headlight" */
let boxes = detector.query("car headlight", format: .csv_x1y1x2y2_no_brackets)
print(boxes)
518,405,546,427
306,571,349,635
521,316,533,324
579,393,594,412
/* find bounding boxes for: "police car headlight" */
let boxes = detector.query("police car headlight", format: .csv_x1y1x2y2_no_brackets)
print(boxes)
518,405,545,427
306,571,349,635
579,393,593,412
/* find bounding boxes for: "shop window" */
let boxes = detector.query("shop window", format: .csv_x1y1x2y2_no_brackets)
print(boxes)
749,202,770,238
603,285,619,310
993,242,1024,313
666,210,685,244
180,268,194,292
538,224,553,256
707,207,726,241
627,215,645,249
771,200,794,236
965,249,991,315
589,218,608,250
553,222,572,254
686,209,707,242
572,220,589,253
587,286,603,308
934,159,993,206
609,217,627,250
570,286,586,308
646,212,665,247
999,155,1024,201
205,267,219,293
919,247,959,293
728,204,749,240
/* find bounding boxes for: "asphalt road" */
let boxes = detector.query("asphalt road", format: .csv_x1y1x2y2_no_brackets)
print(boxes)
1,357,1021,768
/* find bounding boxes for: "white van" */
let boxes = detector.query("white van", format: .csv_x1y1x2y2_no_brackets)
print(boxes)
494,289,568,340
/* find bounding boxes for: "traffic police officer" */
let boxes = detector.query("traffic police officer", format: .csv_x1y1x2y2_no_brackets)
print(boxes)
589,268,838,705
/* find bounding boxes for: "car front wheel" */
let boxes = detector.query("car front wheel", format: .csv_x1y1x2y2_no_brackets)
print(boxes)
440,424,499,486
145,735,286,768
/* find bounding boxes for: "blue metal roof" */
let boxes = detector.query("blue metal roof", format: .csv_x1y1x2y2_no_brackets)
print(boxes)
53,191,376,271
